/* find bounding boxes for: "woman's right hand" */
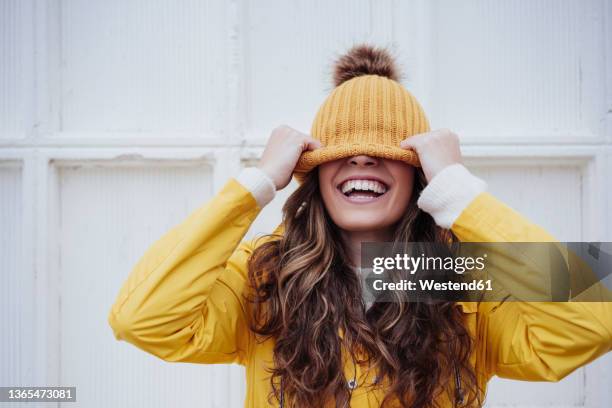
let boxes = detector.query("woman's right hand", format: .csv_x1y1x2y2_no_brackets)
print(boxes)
257,125,321,190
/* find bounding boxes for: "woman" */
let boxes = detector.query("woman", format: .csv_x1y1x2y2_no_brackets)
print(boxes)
108,45,611,407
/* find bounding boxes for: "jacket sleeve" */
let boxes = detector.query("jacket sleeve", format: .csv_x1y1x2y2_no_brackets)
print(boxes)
107,178,261,366
451,192,612,381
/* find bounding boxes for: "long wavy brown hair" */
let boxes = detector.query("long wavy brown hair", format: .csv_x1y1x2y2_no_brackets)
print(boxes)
246,166,482,408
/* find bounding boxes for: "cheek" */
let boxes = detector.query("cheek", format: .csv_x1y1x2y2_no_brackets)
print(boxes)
319,178,339,213
392,167,416,205
388,180,414,217
318,163,337,204
318,163,334,187
318,163,344,217
386,171,415,218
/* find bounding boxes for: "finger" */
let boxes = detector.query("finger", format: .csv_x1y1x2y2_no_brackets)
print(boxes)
288,127,308,141
297,135,321,151
399,137,419,149
304,137,322,151
399,132,428,148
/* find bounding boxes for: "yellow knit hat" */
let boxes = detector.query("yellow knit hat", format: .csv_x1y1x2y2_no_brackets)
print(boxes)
293,45,430,182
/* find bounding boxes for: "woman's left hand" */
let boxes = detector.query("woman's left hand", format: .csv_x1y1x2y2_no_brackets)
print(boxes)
399,128,463,182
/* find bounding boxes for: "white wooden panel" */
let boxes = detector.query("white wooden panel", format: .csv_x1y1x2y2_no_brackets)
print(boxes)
584,351,612,407
606,153,612,239
485,375,584,408
55,163,245,407
245,0,394,140
0,164,24,386
58,0,230,135
468,162,583,241
466,163,586,407
427,0,606,141
0,0,34,139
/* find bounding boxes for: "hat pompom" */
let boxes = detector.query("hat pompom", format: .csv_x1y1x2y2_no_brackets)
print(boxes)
332,44,401,87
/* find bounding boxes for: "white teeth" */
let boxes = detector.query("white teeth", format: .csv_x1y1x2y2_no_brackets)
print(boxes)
340,179,388,195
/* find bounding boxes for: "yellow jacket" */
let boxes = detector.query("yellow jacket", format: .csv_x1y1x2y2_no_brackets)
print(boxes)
108,177,612,407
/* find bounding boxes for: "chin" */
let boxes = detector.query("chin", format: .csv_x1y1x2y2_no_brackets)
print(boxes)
333,217,397,234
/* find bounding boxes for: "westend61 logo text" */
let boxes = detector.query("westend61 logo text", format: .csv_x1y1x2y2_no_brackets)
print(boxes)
367,252,493,294
362,242,612,302
371,253,488,275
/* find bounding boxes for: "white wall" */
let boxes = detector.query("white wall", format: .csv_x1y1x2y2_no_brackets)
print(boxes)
1,1,611,407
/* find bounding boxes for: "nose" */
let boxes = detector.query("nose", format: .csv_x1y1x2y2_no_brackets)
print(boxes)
347,154,379,168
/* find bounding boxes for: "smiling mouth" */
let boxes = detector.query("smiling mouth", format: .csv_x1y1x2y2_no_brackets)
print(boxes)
337,178,389,203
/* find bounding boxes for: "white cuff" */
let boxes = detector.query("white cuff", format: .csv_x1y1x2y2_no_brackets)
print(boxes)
417,163,487,229
235,167,277,208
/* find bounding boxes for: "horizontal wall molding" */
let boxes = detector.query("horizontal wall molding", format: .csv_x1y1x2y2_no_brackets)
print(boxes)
11,146,596,170
242,145,612,162
1,129,611,147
